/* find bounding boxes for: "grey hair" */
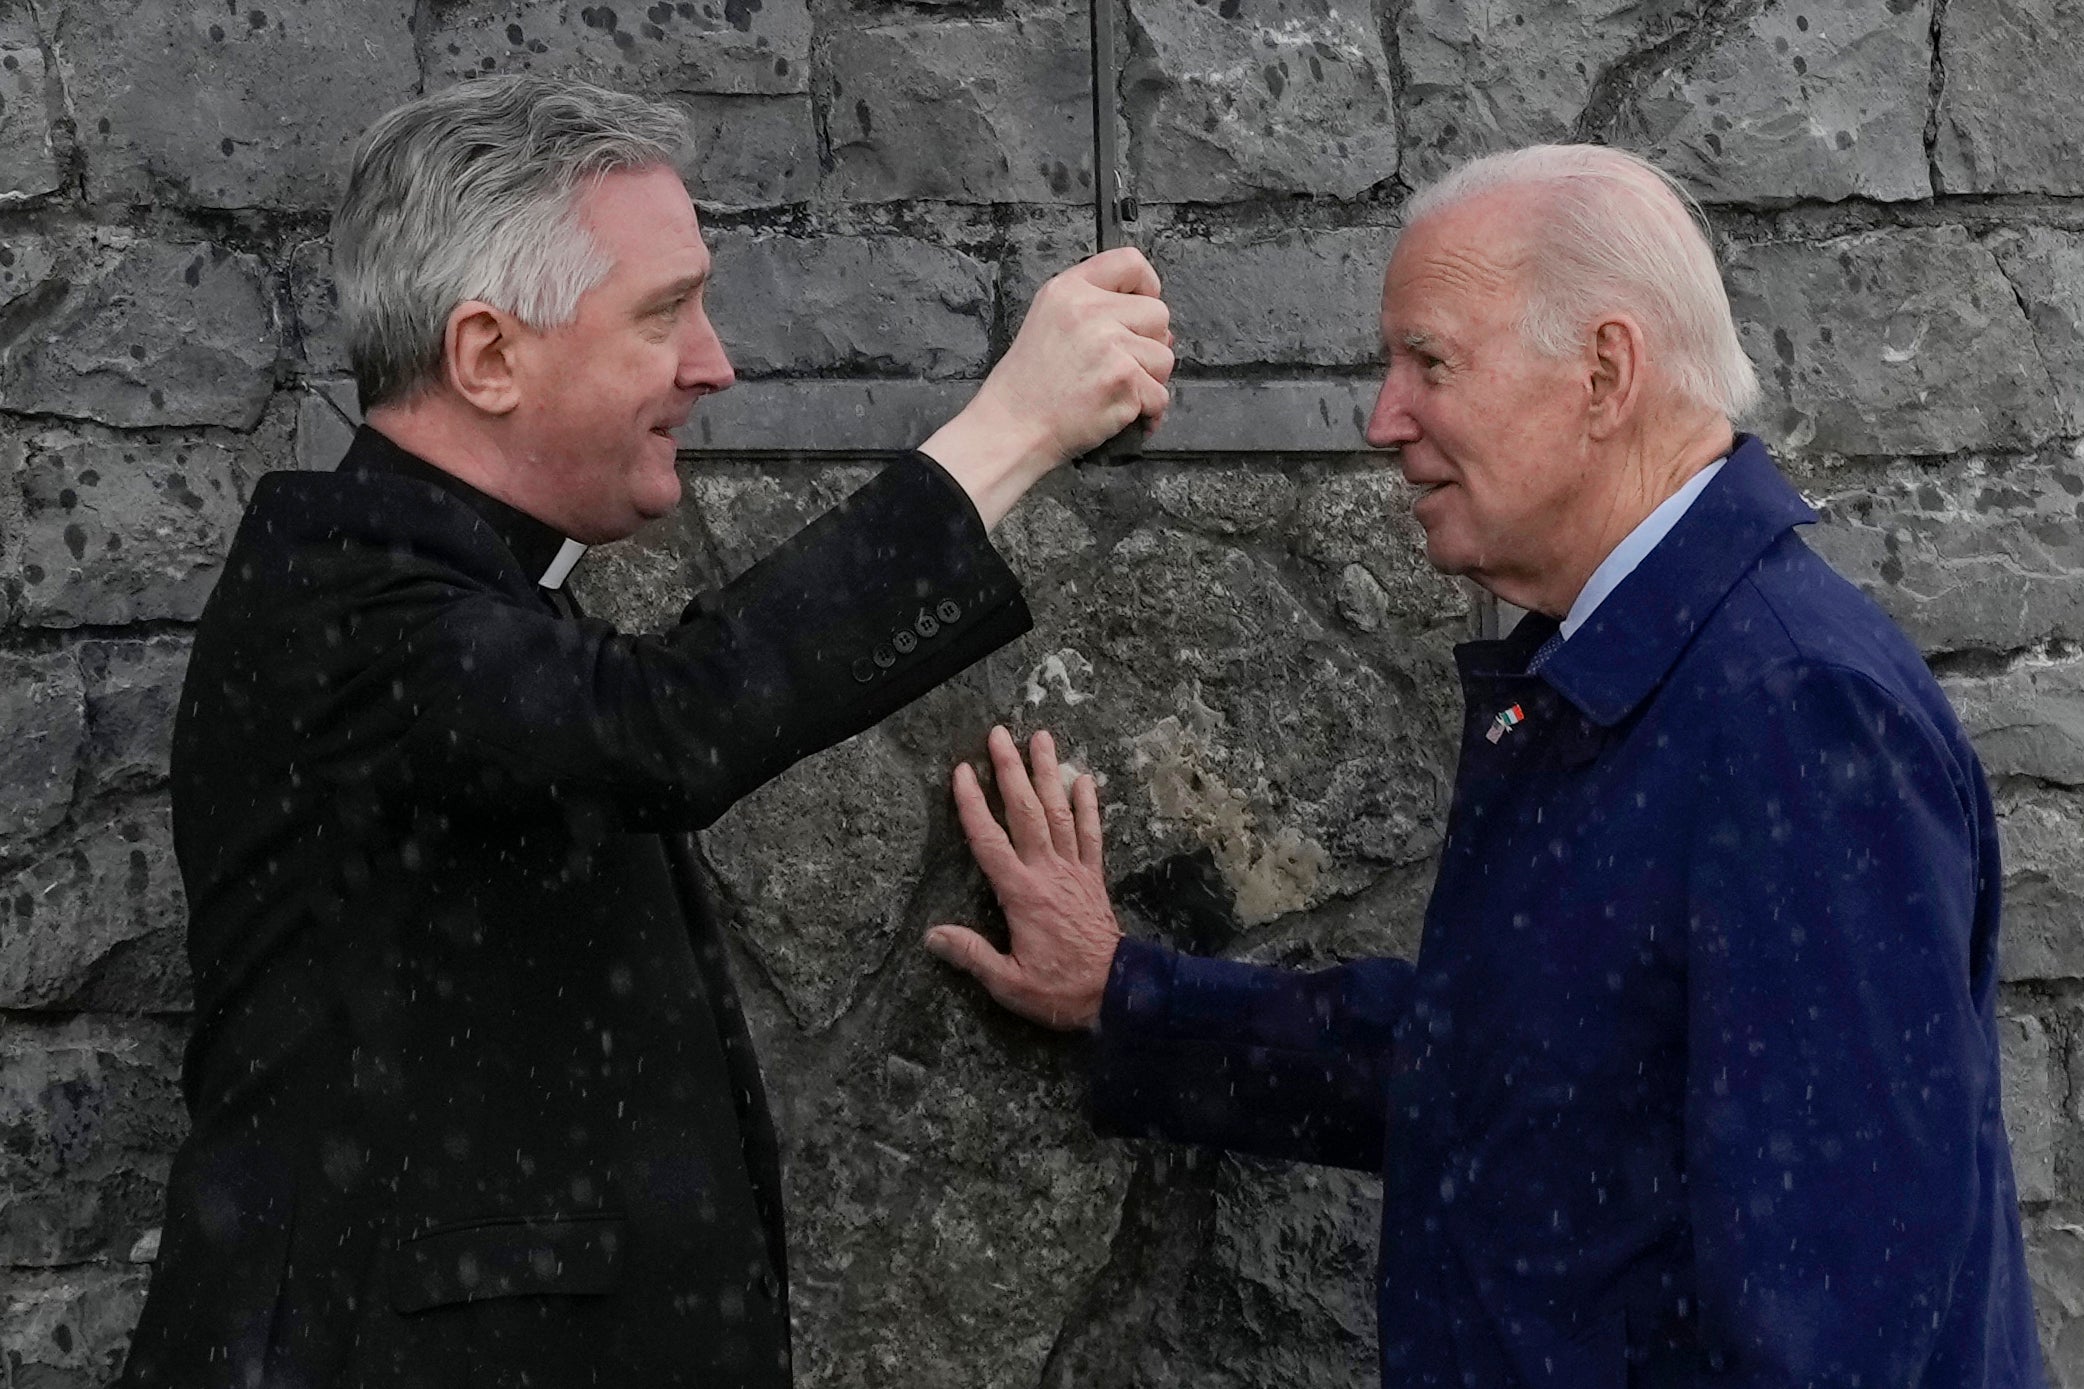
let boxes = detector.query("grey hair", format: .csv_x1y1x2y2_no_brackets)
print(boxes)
1404,144,1762,421
332,75,691,410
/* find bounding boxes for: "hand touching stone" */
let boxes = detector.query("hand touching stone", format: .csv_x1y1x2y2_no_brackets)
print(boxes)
924,726,1124,1031
919,249,1173,528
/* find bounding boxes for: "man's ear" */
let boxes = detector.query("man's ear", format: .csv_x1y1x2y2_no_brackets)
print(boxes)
1585,316,1645,441
443,300,524,416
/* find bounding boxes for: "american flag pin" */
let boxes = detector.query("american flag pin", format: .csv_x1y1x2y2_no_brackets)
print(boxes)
1486,703,1525,744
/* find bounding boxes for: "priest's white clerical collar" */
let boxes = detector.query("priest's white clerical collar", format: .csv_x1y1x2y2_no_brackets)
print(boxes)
537,538,587,591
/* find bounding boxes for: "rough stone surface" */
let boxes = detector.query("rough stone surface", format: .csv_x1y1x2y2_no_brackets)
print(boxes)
426,0,811,97
1726,229,2064,457
54,0,417,211
0,649,81,844
0,229,56,312
0,236,278,431
824,13,1091,204
0,15,59,203
15,425,252,628
1993,228,2084,436
1944,659,2084,788
1992,785,2084,983
1934,0,2084,195
1126,0,1398,202
76,637,189,796
1154,226,1396,368
0,1265,154,1389
1609,0,1933,205
0,796,189,1012
706,233,994,377
0,1016,186,1267
2003,1013,2061,1203
681,93,816,209
288,238,347,378
1803,452,2084,656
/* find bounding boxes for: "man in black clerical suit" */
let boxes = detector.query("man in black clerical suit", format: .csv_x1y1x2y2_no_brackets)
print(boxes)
117,75,1172,1389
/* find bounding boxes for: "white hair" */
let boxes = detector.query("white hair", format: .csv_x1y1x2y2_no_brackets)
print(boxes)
332,75,691,410
1404,144,1761,421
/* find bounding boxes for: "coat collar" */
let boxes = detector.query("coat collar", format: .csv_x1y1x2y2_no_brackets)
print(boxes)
1530,433,1816,727
336,425,588,590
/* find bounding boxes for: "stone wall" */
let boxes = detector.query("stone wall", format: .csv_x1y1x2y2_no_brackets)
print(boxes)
2,0,2082,1383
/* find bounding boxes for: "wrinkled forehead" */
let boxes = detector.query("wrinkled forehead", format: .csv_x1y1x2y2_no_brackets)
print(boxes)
1380,203,1533,330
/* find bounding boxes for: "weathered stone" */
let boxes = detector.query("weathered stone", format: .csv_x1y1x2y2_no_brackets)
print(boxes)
16,425,248,627
0,421,20,627
1609,0,1932,205
54,0,416,210
1150,465,1299,535
295,379,361,473
1291,465,1472,636
2001,1013,2060,1202
0,17,60,203
0,796,189,1011
289,238,347,378
1992,228,2084,435
703,730,930,1030
0,1264,154,1389
0,649,82,844
680,93,815,209
426,0,809,98
0,229,56,312
1934,0,2084,195
779,967,1134,1389
77,636,190,795
1726,229,2063,456
1127,0,1398,202
0,1015,186,1267
1943,660,2084,787
1993,785,2084,983
1399,0,1707,186
824,13,1091,204
706,233,994,378
0,236,278,431
1802,452,2084,656
1155,226,1395,369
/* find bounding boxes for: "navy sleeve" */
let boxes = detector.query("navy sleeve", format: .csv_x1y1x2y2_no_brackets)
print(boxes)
1087,936,1414,1172
1684,660,1999,1384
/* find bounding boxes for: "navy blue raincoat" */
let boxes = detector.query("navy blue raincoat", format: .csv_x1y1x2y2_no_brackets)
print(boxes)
1090,437,2045,1386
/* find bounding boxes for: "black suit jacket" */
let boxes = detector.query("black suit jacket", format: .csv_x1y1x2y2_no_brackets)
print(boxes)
120,427,1031,1388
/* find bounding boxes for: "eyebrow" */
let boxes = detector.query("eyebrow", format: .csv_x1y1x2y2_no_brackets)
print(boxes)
1399,330,1440,352
636,271,709,315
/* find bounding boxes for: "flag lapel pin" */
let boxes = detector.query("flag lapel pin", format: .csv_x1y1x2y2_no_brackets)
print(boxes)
1486,703,1526,744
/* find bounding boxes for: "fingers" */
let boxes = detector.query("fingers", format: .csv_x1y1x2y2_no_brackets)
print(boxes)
986,725,1051,859
951,761,1021,878
1028,730,1079,861
922,925,1020,998
1068,246,1162,299
1072,773,1104,870
1107,291,1171,344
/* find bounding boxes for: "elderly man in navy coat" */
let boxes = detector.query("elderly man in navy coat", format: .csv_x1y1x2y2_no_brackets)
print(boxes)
925,143,2047,1387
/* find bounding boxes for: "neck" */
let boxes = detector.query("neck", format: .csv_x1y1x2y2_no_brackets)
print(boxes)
365,395,565,535
1514,408,1735,619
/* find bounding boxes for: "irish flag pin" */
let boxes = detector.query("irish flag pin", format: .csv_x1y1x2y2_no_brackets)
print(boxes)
1486,703,1526,744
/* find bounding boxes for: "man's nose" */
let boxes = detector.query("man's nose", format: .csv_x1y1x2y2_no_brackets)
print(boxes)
681,310,736,395
1364,368,1419,449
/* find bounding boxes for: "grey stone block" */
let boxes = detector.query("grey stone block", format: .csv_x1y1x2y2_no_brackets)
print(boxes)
0,229,56,311
1994,785,2084,982
296,380,362,473
77,636,191,795
1993,227,2084,435
1726,228,2063,456
1609,0,1933,205
704,730,928,1030
707,233,995,378
681,93,816,210
1292,465,1473,636
0,796,190,1012
1399,0,1706,186
1154,226,1395,368
0,1015,187,1267
0,648,82,844
1151,464,1299,535
1934,0,2084,195
0,1264,155,1389
0,17,60,203
2001,1013,2059,1203
16,425,250,627
824,12,1091,204
1127,0,1398,202
289,237,347,377
1943,660,2084,788
0,236,278,431
2027,1217,2084,1385
1802,453,2084,656
53,0,417,211
426,0,810,97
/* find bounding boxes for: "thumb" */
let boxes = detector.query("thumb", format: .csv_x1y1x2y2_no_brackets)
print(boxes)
1070,246,1161,298
923,925,1020,994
